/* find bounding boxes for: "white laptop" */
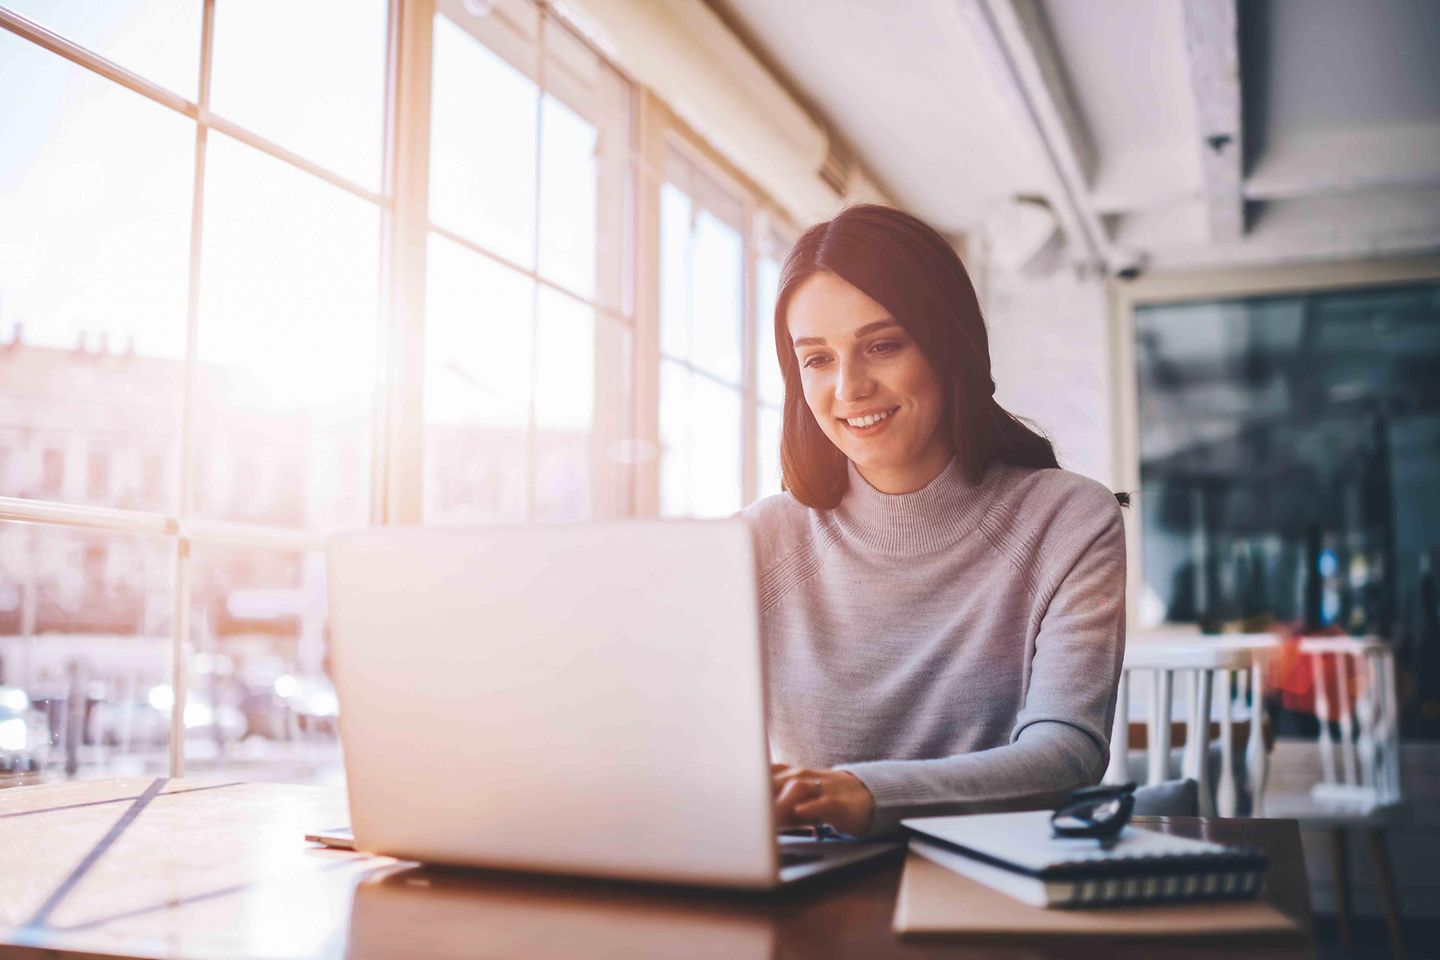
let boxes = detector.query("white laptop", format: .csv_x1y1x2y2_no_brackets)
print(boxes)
321,518,899,889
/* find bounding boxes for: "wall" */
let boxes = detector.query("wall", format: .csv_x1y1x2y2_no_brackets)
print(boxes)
979,257,1119,490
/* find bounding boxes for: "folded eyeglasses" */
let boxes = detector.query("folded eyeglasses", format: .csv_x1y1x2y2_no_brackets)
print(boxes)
1050,782,1136,849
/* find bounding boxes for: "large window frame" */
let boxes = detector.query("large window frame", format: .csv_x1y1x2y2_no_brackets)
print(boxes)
0,0,799,780
1110,255,1440,634
634,95,796,513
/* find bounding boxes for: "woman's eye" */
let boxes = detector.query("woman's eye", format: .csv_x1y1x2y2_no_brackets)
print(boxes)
870,340,902,355
801,354,830,369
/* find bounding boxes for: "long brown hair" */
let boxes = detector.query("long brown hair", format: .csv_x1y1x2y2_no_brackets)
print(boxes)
773,204,1127,509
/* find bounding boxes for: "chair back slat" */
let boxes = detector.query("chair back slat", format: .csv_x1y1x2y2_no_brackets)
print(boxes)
1245,659,1269,817
1216,670,1236,817
1148,670,1173,784
1334,653,1359,786
1104,670,1130,785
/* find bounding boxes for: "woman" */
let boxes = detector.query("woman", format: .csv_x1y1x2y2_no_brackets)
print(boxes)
746,204,1127,838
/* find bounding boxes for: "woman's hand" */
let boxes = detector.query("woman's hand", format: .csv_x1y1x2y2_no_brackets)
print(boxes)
771,763,876,837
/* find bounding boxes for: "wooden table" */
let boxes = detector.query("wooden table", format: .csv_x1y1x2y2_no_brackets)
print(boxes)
1,778,1313,959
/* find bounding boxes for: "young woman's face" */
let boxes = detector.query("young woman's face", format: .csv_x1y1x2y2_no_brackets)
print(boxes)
786,271,952,494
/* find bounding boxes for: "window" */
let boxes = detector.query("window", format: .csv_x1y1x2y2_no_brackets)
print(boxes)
648,138,796,516
659,148,748,516
0,521,175,779
0,0,799,785
755,224,791,500
41,450,65,498
423,0,635,525
0,1,386,783
87,450,110,502
1135,282,1440,738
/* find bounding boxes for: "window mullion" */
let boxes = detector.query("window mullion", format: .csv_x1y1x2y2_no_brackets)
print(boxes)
525,13,548,523
741,202,759,505
378,0,436,527
169,0,218,780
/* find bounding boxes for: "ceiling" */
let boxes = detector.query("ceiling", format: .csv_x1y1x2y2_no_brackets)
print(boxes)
707,0,1440,275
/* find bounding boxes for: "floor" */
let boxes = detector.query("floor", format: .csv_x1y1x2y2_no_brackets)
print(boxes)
1311,915,1440,959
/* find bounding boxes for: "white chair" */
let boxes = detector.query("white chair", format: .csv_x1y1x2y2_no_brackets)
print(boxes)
1265,636,1405,957
1104,634,1276,818
1301,636,1402,811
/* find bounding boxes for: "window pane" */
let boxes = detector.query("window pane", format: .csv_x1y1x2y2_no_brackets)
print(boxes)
0,31,192,511
186,543,339,785
660,362,741,518
197,134,378,529
209,0,387,192
3,0,202,99
538,95,596,299
1135,284,1440,643
430,11,538,267
757,404,783,500
756,246,785,406
659,182,691,362
424,234,533,525
535,289,593,431
0,521,175,783
538,25,631,314
534,290,632,521
691,209,744,383
660,158,745,384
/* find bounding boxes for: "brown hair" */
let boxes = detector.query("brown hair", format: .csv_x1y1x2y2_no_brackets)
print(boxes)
773,204,1127,509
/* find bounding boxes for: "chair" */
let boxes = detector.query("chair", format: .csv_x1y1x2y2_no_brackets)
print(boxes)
1265,636,1405,958
1131,778,1199,818
1302,636,1402,810
1103,634,1277,818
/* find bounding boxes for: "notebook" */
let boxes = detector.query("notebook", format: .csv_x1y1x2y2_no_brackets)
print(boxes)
893,851,1301,938
901,810,1269,909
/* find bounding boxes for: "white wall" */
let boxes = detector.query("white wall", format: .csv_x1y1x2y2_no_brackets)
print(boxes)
980,260,1119,490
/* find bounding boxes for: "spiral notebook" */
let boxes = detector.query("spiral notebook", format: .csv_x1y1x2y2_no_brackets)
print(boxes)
901,810,1269,909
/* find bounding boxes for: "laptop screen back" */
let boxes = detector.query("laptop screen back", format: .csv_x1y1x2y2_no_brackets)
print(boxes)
326,519,779,887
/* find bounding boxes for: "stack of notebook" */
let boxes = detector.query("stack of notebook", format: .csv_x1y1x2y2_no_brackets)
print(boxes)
901,810,1269,909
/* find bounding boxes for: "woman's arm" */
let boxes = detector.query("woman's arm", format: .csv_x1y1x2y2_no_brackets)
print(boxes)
780,502,1127,837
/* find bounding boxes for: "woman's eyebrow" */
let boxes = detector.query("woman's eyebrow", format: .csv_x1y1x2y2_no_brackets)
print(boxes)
792,318,899,348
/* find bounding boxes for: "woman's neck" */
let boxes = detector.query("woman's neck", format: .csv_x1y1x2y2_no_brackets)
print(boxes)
852,440,955,494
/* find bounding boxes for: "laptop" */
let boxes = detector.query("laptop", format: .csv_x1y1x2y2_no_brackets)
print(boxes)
321,518,899,888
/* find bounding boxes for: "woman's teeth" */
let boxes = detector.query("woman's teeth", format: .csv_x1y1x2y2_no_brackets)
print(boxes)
845,409,895,428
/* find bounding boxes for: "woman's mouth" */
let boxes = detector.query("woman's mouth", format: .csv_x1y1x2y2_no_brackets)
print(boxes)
840,406,899,435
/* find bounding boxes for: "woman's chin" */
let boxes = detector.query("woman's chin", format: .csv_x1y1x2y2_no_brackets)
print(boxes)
841,443,903,474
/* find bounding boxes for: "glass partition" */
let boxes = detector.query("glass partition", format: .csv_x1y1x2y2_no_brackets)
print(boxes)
1135,283,1440,737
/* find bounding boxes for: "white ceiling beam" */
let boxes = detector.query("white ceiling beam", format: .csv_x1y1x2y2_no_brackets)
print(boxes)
1244,124,1440,201
956,0,1111,271
1180,0,1244,242
1148,224,1440,271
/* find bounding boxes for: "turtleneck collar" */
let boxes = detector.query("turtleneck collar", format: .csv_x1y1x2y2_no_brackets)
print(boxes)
833,457,1001,555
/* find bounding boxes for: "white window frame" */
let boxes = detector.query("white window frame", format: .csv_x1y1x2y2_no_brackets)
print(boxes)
1109,255,1440,634
0,0,410,777
0,0,799,779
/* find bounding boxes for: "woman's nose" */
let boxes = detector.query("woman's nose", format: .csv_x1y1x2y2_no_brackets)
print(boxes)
835,358,875,403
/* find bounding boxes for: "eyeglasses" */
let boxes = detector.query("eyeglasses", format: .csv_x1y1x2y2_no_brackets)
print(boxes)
1050,782,1136,849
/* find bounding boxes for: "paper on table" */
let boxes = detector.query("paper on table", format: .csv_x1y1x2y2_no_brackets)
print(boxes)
893,851,1302,938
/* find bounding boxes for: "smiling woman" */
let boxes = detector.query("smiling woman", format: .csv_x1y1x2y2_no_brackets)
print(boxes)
746,204,1129,838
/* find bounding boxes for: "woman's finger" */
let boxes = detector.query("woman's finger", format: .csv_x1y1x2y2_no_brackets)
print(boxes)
772,767,817,792
776,776,822,807
791,794,841,825
774,777,824,825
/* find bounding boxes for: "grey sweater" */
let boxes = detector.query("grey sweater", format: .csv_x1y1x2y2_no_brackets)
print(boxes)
741,458,1126,836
